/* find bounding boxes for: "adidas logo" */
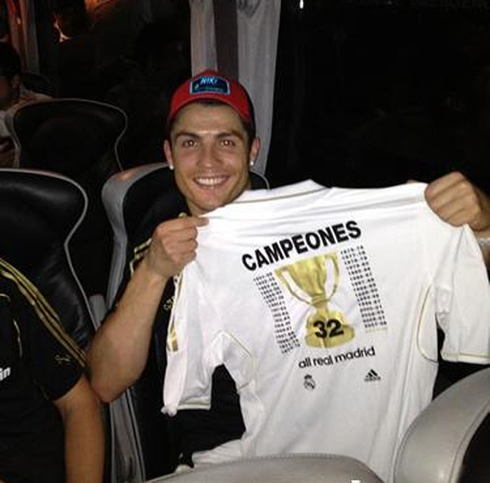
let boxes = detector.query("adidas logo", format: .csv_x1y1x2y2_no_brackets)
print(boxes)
0,367,11,382
364,369,381,382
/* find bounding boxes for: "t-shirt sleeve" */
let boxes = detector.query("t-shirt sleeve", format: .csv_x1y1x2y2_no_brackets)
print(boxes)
427,219,490,364
163,265,219,415
163,256,256,417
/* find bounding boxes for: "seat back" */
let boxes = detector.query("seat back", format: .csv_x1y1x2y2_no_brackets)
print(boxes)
6,98,128,300
394,366,490,483
0,168,95,348
8,98,126,175
101,164,269,481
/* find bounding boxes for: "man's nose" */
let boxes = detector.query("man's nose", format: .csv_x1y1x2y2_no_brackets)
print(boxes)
199,142,220,167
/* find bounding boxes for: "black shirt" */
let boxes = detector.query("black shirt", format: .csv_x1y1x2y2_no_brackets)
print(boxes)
0,257,85,481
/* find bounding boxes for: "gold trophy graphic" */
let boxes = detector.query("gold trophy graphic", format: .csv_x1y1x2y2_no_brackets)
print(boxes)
275,253,354,348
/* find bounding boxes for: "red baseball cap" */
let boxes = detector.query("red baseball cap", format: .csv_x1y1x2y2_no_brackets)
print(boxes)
167,69,254,128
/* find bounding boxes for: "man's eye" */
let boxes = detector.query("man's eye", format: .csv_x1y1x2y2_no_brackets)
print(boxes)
182,139,196,147
221,138,236,147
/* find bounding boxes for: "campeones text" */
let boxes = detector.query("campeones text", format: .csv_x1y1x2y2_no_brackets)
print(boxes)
242,220,362,271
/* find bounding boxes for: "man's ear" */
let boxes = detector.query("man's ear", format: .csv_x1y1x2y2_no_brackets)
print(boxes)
249,138,261,166
163,140,174,170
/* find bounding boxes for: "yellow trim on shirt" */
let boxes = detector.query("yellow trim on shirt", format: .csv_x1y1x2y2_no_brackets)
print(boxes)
0,258,85,367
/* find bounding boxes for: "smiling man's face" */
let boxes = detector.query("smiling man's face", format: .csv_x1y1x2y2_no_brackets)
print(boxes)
164,102,260,216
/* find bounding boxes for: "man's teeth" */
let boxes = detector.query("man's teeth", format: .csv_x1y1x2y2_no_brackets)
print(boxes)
196,177,225,186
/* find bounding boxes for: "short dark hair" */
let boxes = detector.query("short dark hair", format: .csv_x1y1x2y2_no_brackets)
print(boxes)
0,42,21,79
168,99,256,148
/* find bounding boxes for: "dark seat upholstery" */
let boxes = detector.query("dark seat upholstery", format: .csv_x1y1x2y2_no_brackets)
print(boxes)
8,98,126,175
0,168,95,349
6,98,127,301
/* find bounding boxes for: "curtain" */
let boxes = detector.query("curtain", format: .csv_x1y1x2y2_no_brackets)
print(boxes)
7,0,39,72
189,0,280,176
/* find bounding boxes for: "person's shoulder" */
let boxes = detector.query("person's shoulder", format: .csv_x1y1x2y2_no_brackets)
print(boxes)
0,257,21,287
0,258,50,318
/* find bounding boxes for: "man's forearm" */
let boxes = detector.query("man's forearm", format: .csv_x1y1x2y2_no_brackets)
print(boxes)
87,257,169,402
56,377,105,483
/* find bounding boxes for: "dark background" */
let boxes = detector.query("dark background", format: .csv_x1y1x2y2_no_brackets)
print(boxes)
25,0,490,191
268,0,490,192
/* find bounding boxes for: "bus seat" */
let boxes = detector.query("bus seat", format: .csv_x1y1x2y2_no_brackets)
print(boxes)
145,454,383,483
6,98,127,302
0,168,95,348
394,366,490,483
102,162,182,309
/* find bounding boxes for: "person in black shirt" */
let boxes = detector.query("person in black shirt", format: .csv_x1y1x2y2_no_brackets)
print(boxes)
0,258,104,483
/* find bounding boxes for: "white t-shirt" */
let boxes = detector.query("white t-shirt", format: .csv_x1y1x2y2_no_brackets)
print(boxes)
163,180,490,482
